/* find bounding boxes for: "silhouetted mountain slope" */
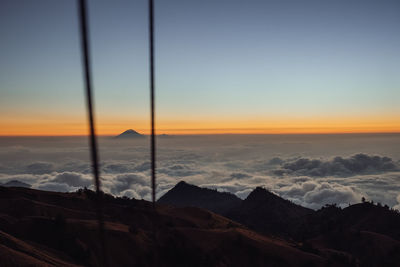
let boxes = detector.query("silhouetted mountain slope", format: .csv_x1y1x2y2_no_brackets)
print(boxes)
115,129,144,139
158,182,400,266
228,187,313,238
342,203,400,240
0,186,330,267
289,203,400,266
158,181,242,216
159,183,313,238
2,184,400,266
301,202,400,241
309,229,400,267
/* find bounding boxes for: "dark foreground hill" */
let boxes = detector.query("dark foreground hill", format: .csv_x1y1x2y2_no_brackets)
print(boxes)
0,186,336,267
159,181,313,237
158,181,242,216
228,186,313,238
159,181,400,266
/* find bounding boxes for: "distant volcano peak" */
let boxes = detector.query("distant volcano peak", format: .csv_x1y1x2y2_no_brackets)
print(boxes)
115,129,144,138
123,129,139,134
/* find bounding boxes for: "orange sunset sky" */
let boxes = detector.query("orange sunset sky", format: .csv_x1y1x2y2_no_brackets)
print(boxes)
1,1,399,136
1,114,399,136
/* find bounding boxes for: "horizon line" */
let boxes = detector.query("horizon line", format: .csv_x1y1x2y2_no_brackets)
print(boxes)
1,131,400,137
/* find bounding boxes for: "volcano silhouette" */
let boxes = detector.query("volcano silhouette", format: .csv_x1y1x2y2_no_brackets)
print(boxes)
115,129,144,139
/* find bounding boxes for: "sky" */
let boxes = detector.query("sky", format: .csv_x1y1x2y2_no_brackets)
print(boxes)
1,0,400,135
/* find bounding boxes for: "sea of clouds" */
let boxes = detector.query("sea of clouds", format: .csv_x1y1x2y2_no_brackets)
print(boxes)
1,134,400,210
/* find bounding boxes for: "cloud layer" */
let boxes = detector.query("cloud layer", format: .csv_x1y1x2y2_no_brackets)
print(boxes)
0,135,399,210
274,154,398,177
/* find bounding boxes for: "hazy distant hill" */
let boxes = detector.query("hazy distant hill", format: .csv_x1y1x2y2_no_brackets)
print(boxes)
1,180,31,188
115,129,144,139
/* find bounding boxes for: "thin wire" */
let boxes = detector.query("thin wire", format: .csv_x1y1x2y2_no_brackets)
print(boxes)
149,0,156,206
77,0,108,265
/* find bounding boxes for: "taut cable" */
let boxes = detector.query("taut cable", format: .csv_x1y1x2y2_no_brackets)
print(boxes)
77,0,108,265
149,0,156,207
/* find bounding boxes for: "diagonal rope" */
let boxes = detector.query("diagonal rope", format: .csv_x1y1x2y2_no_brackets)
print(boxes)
149,0,156,206
148,2,159,265
77,0,108,265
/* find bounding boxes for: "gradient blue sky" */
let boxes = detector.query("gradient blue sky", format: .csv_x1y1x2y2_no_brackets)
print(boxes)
1,0,399,135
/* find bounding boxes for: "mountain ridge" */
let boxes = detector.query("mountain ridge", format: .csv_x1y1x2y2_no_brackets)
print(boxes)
158,181,242,216
158,181,400,266
159,182,313,238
